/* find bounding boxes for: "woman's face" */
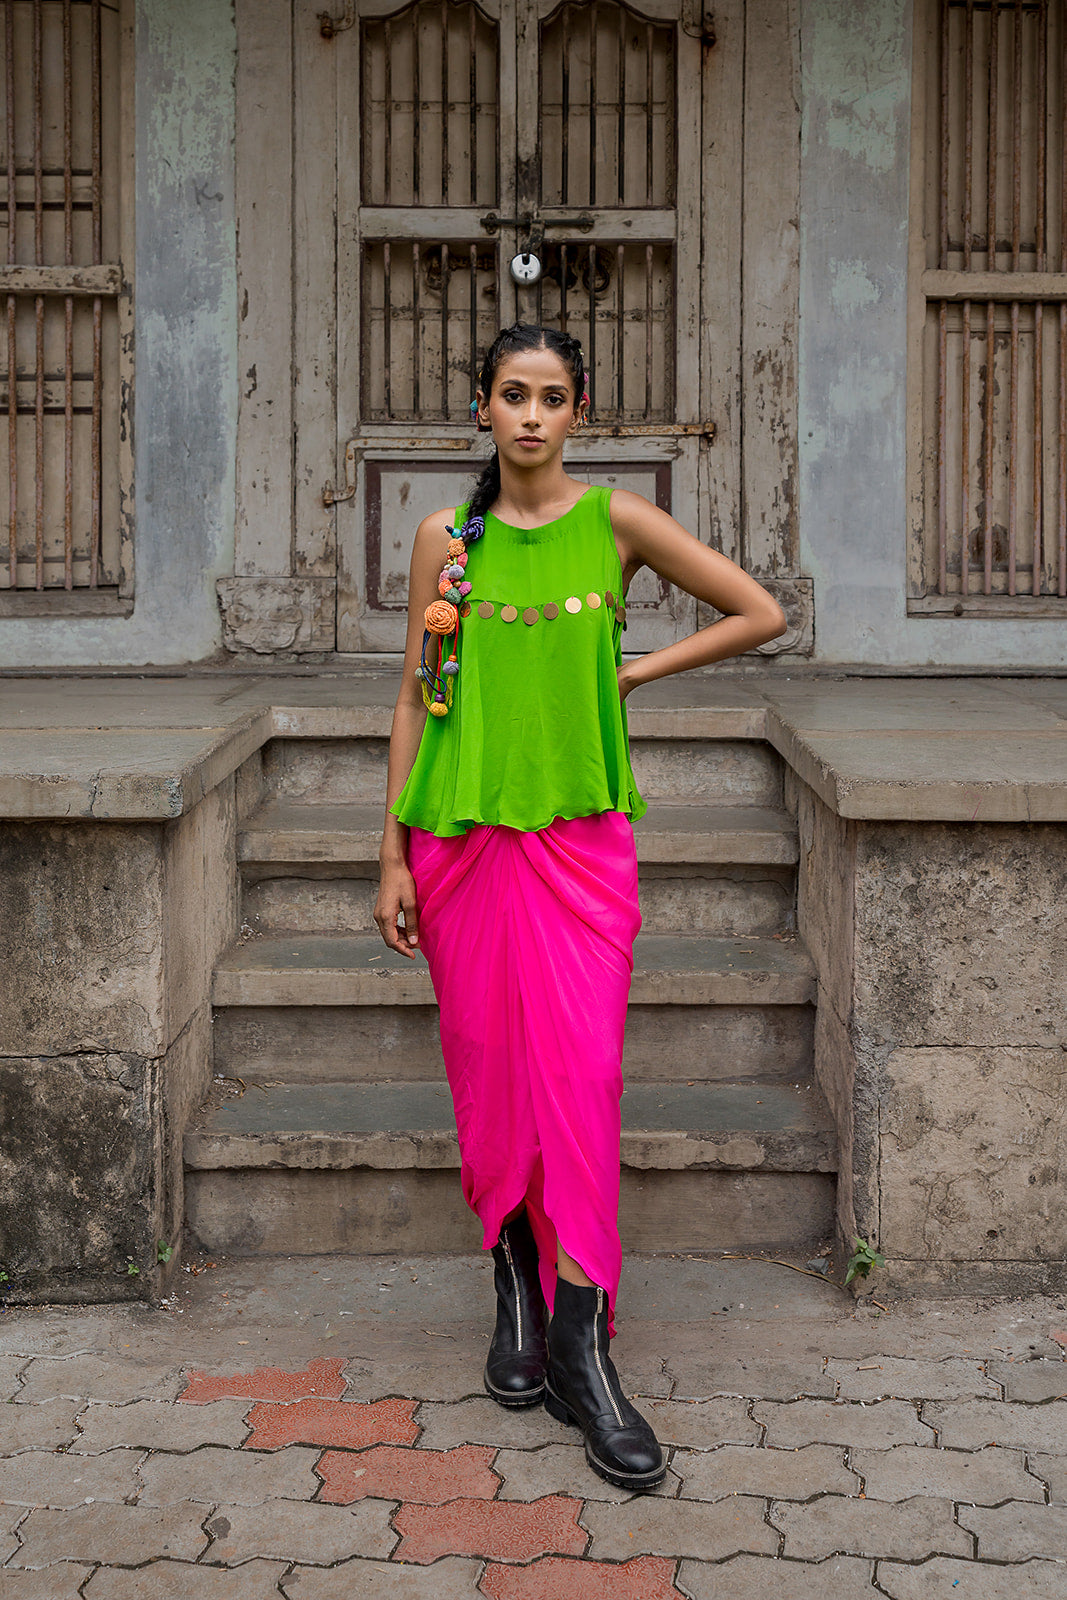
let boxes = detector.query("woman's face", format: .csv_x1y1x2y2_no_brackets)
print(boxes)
477,347,584,467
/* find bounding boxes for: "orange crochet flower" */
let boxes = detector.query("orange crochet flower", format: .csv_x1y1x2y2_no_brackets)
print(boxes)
425,599,459,635
447,537,466,558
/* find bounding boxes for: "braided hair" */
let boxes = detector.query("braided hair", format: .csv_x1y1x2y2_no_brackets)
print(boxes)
465,324,586,525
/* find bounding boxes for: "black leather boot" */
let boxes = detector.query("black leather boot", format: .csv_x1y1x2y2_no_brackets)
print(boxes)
544,1276,666,1490
483,1210,548,1408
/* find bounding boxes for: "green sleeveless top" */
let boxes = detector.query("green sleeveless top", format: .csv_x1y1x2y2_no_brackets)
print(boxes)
391,484,646,837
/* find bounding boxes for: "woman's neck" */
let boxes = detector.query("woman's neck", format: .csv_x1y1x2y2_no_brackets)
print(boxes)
492,459,586,527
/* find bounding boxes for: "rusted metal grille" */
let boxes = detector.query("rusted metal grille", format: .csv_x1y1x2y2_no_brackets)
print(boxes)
919,0,1067,607
533,3,677,421
361,240,501,421
360,0,498,208
527,239,675,422
539,1,676,208
0,0,122,594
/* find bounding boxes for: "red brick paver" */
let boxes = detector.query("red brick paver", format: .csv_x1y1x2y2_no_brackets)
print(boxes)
392,1494,587,1565
179,1358,347,1404
480,1554,682,1599
317,1442,499,1504
243,1395,418,1451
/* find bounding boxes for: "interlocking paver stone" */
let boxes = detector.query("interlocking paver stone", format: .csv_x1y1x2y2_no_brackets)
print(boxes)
668,1359,836,1401
391,1494,586,1564
987,1360,1067,1402
280,1557,486,1597
201,1499,396,1565
640,1398,760,1448
80,1559,289,1598
756,1399,933,1449
958,1502,1067,1560
877,1555,1067,1597
480,1554,683,1599
0,1504,22,1564
243,1395,418,1450
15,1356,183,1404
179,1358,347,1404
827,1358,1000,1402
139,1443,322,1505
11,1502,208,1567
71,1398,251,1454
770,1494,972,1560
495,1442,678,1501
317,1442,499,1504
0,1448,140,1508
341,1358,486,1405
0,1398,80,1453
673,1442,857,1501
1030,1454,1067,1503
580,1495,777,1560
0,1356,27,1401
855,1443,1044,1504
414,1397,569,1450
678,1553,878,1598
0,1565,95,1598
924,1399,1067,1451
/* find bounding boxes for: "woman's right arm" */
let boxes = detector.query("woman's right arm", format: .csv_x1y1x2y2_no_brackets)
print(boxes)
374,507,454,958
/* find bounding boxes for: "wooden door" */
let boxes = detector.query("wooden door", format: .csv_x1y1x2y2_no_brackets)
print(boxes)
336,0,714,651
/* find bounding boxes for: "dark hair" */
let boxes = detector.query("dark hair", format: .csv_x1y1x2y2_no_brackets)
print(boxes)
465,324,586,524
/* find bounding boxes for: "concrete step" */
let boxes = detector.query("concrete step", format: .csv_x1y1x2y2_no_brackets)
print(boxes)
212,932,816,1009
260,735,785,808
183,1080,837,1257
212,998,814,1086
236,800,799,938
237,800,799,867
185,1080,837,1173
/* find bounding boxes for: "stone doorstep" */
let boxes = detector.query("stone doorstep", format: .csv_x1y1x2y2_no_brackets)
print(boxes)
211,932,817,1008
182,1080,837,1175
237,800,800,869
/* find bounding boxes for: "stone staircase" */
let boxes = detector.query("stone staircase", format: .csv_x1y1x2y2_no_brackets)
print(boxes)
184,709,836,1260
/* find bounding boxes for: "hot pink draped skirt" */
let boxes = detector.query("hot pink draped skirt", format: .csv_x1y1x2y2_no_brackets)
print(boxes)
408,811,640,1332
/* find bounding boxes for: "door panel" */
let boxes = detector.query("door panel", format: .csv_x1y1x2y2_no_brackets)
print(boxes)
337,0,710,651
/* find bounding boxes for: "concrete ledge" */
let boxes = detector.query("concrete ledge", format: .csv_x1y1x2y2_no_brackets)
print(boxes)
0,671,1064,821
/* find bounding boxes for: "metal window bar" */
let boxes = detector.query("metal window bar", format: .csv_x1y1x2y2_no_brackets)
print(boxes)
928,0,1067,603
2,0,118,593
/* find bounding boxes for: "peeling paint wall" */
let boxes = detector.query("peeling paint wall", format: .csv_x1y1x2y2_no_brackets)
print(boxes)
797,0,1064,667
0,0,237,668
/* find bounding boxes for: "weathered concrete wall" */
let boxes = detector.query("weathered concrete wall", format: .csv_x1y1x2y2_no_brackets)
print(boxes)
797,0,1065,668
0,0,237,668
800,779,1067,1293
0,783,237,1302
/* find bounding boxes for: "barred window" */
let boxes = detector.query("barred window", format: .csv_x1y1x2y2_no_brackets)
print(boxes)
0,0,129,610
911,0,1067,615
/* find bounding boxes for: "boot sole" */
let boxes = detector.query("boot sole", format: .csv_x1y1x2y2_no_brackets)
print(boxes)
483,1367,546,1409
544,1384,667,1490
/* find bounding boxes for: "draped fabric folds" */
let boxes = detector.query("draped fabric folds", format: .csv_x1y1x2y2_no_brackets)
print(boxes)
408,812,641,1333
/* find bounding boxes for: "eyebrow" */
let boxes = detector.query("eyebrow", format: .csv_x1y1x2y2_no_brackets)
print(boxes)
498,380,570,393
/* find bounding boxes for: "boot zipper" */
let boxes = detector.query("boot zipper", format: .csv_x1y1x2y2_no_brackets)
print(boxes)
504,1237,523,1350
594,1287,624,1426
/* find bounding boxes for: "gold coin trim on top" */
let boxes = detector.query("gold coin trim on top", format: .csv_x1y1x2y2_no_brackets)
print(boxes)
477,600,495,619
606,590,616,609
523,606,539,626
542,601,559,620
586,591,602,610
500,604,519,623
564,596,582,614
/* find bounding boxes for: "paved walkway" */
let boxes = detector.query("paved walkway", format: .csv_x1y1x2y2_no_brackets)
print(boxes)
1,1254,1066,1596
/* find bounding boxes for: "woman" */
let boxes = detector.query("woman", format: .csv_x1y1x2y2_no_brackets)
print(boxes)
375,323,785,1490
